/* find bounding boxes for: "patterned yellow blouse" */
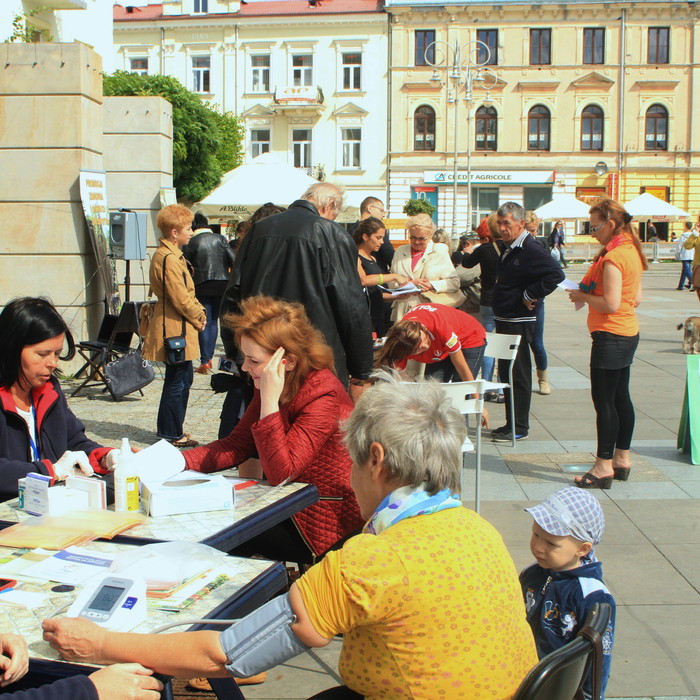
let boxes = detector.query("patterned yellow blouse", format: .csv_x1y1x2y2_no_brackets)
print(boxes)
297,507,537,699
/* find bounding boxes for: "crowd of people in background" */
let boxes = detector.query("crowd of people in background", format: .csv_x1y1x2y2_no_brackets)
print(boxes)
6,185,700,699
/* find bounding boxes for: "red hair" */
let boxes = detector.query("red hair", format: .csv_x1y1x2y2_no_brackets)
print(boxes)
225,296,334,403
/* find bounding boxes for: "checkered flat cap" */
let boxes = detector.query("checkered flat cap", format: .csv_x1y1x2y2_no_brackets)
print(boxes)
525,487,605,544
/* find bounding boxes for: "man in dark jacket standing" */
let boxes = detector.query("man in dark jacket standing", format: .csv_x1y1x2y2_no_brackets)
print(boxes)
491,202,564,442
221,183,373,398
182,213,234,374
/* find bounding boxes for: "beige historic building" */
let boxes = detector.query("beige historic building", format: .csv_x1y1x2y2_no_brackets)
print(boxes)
113,0,388,210
385,0,700,238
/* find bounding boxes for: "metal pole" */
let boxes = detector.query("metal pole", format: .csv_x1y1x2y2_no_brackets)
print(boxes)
453,90,459,237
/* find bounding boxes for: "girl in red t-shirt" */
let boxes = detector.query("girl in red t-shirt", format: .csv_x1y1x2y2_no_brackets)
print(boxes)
375,303,488,424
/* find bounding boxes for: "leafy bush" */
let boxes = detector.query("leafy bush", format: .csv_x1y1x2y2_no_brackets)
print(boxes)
403,198,436,217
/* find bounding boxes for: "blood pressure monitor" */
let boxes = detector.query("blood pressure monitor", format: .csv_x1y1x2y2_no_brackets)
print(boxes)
68,575,147,632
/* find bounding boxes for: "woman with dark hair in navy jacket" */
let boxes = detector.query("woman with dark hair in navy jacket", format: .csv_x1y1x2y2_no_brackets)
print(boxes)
0,297,118,501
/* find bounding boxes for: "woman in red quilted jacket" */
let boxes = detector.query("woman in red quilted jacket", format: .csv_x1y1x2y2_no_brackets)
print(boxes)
184,296,363,564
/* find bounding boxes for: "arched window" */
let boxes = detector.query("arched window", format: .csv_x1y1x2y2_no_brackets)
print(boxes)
527,105,550,151
581,104,604,151
645,104,668,151
475,106,497,151
414,105,435,151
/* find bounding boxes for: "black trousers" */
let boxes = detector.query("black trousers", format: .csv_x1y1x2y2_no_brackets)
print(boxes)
495,320,535,434
307,687,364,699
590,365,635,459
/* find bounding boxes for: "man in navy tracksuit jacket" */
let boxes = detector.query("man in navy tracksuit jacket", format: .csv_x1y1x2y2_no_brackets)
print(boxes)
520,556,616,699
491,202,564,440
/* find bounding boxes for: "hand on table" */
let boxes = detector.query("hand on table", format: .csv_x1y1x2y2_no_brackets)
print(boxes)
52,451,94,480
0,633,28,687
89,664,163,700
42,617,107,665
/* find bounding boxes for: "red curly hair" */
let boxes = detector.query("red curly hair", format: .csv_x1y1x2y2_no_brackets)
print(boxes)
225,296,334,404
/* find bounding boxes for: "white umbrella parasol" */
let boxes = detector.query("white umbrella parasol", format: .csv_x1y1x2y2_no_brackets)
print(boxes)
534,195,591,221
195,153,320,221
623,192,690,222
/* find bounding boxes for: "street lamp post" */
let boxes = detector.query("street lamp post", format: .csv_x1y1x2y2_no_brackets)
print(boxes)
426,39,498,237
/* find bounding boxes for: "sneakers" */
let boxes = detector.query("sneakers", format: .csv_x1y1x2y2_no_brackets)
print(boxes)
492,427,529,442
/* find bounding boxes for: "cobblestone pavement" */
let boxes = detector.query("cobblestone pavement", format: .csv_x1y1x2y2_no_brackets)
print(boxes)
60,264,700,700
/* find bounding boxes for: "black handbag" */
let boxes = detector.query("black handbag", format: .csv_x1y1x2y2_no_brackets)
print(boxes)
104,350,155,397
162,253,187,365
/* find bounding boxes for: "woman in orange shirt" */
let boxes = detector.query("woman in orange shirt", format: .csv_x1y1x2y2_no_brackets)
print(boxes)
568,198,647,489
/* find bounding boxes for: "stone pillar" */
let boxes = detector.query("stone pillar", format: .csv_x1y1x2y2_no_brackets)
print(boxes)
0,42,105,350
103,96,174,302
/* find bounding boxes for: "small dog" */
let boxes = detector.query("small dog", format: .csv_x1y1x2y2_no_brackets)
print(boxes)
677,317,700,354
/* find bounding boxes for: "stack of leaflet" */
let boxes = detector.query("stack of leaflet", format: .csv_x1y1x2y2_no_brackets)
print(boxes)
147,573,230,613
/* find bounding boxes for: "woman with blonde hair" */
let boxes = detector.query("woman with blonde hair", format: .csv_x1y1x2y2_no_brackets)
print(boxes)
569,198,648,488
389,213,461,320
184,295,363,563
143,204,206,448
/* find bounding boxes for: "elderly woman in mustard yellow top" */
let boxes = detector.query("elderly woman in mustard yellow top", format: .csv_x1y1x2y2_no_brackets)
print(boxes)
43,374,537,700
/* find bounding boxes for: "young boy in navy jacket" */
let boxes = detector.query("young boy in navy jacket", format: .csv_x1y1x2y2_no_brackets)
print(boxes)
520,487,616,699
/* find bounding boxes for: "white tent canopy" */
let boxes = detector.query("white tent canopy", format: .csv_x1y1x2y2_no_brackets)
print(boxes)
623,192,690,222
195,153,318,221
195,153,359,223
534,195,591,221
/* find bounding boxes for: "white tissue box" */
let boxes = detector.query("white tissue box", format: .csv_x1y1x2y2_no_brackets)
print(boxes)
140,473,234,517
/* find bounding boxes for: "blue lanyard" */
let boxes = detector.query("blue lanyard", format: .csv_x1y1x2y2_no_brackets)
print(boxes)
27,401,40,461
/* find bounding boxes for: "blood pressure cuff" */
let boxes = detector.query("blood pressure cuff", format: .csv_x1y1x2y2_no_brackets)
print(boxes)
219,593,311,678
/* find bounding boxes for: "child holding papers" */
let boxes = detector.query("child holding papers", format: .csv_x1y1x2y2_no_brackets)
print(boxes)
183,296,363,563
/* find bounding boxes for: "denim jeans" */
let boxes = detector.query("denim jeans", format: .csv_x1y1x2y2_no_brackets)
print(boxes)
678,261,692,289
198,295,222,364
156,361,194,441
424,344,485,383
479,305,496,383
529,302,548,371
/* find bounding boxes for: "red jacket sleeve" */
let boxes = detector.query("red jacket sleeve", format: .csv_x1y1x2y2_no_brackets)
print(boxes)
184,394,260,472
250,388,342,485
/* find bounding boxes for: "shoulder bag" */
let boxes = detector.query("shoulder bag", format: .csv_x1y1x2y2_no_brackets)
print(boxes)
162,254,188,365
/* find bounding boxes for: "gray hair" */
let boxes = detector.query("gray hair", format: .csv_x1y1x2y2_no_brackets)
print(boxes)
302,182,345,217
342,372,466,495
497,201,526,222
405,213,436,235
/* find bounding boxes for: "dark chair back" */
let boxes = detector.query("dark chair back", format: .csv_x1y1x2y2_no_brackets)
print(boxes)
513,603,612,700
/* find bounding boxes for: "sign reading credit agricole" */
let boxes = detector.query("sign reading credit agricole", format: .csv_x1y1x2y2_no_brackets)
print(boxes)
424,171,555,185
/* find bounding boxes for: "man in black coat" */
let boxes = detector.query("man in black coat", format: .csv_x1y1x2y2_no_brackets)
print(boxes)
491,202,564,442
220,183,373,396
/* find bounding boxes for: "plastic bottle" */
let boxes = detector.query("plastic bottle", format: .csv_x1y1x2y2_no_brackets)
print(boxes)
114,438,140,512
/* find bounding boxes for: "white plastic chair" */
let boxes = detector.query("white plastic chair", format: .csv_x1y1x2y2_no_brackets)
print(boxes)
439,380,485,512
481,332,521,448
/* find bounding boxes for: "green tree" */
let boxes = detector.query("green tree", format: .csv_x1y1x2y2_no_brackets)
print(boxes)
5,8,53,43
103,71,244,202
403,198,436,217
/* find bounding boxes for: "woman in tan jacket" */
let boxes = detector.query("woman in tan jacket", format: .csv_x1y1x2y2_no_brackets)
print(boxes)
143,205,206,447
389,213,461,321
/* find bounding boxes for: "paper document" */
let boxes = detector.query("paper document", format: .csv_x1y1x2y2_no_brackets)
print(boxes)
132,439,186,485
557,278,584,310
21,546,113,585
378,282,421,297
0,590,48,608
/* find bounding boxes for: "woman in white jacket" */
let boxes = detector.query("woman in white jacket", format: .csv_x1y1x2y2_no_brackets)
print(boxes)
389,213,461,321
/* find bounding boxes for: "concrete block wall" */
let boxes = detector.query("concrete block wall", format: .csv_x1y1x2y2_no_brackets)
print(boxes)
0,42,106,350
103,96,174,303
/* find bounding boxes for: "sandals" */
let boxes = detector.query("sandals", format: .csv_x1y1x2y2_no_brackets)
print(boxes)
574,472,613,490
613,465,631,481
170,434,199,448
